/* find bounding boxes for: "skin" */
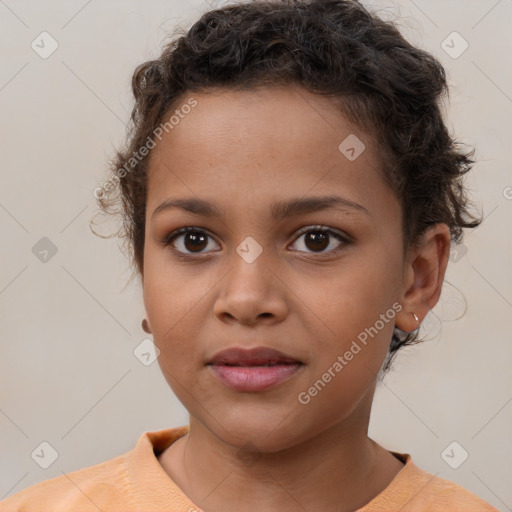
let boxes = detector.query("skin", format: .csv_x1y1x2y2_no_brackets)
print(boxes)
141,84,451,512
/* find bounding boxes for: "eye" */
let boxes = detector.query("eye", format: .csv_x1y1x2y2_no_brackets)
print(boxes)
289,225,349,254
163,225,350,258
163,227,220,255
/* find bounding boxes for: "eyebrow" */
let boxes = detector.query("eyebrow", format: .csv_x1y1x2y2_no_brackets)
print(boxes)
151,194,369,221
151,195,369,221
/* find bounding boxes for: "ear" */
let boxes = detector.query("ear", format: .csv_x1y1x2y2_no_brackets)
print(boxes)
395,223,451,332
142,312,152,334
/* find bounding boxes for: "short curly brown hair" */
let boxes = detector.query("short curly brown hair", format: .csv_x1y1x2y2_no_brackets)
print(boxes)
92,0,481,371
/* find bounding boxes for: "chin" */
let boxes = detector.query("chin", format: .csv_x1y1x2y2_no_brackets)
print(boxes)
199,409,314,454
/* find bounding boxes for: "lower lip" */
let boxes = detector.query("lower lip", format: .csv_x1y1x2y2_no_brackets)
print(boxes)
209,363,302,392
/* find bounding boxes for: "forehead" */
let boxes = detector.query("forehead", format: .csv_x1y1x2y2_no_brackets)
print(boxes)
146,85,396,222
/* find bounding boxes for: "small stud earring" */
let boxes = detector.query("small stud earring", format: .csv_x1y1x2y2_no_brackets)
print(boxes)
142,318,151,334
412,313,420,327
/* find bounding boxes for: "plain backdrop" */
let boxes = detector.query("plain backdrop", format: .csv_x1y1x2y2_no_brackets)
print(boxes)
0,0,511,509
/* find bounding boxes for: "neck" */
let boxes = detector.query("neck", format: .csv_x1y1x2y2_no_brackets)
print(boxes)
158,405,404,512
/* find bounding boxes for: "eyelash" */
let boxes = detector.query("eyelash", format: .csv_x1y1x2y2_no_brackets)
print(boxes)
162,225,351,259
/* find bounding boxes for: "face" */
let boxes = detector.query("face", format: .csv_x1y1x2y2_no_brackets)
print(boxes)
143,85,407,452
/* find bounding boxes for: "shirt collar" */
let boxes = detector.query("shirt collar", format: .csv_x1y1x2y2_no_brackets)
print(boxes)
128,426,421,511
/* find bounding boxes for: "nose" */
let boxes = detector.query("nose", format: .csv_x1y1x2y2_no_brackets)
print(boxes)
213,250,288,327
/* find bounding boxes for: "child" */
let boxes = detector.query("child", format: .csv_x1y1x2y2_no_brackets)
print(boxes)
0,0,498,510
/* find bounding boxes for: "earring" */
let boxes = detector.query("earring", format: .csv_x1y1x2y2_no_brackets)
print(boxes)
394,312,421,336
142,318,151,334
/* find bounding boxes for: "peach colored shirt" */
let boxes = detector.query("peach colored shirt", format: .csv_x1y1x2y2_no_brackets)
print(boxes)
0,425,498,511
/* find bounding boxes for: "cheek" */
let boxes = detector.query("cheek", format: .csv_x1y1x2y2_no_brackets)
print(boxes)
142,257,193,360
142,254,222,379
296,287,396,430
143,246,200,328
306,251,399,330
299,249,401,374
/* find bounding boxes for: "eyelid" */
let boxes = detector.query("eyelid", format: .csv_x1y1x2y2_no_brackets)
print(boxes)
162,226,220,248
293,224,350,242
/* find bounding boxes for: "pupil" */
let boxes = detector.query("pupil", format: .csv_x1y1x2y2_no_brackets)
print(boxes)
306,232,328,251
185,232,207,252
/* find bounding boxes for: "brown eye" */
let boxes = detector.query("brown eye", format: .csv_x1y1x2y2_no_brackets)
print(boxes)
290,226,348,254
304,231,329,252
182,232,208,252
164,228,220,255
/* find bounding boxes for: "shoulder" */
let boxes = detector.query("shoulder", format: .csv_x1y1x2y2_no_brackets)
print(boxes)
0,426,191,512
420,473,499,511
360,452,499,512
0,452,131,511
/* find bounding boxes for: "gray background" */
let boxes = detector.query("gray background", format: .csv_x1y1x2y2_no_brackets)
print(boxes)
0,0,511,509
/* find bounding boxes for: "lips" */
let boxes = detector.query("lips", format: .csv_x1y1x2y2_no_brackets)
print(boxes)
207,346,301,366
207,346,303,392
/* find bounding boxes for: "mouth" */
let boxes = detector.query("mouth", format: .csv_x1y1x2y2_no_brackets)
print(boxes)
206,346,303,392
